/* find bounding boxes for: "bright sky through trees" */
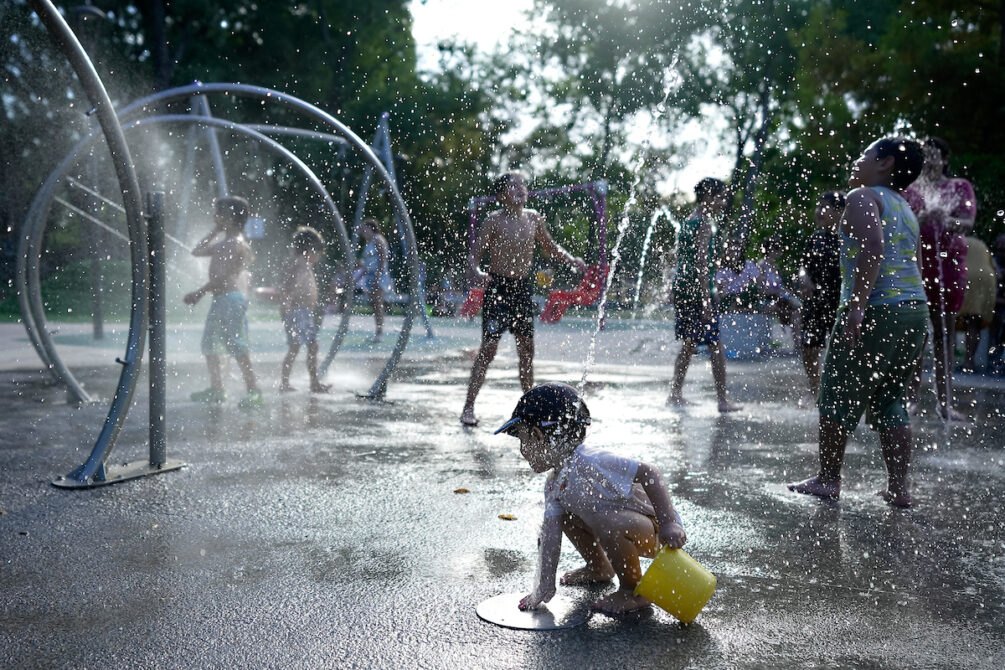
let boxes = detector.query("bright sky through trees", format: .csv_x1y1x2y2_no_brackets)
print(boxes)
409,0,732,189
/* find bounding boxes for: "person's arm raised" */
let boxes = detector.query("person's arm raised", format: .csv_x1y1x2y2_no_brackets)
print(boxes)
190,227,222,257
949,180,977,235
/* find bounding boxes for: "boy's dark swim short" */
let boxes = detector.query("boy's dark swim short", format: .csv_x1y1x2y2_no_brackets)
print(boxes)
483,273,535,340
801,297,839,348
673,295,720,345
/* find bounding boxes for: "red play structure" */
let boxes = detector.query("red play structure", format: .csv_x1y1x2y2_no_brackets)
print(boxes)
459,180,609,322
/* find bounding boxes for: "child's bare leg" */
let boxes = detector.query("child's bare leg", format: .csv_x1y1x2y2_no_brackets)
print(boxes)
710,340,741,412
206,354,224,391
306,342,329,393
669,340,696,404
788,416,846,499
877,424,913,507
515,333,535,393
583,509,660,614
235,353,260,393
371,286,385,338
906,334,925,411
460,338,499,425
801,345,822,399
281,344,299,392
932,312,966,420
558,513,615,585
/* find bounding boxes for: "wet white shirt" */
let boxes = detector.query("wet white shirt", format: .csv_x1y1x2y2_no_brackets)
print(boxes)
543,444,656,520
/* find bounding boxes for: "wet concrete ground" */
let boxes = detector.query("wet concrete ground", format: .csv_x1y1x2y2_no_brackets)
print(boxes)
1,317,1004,669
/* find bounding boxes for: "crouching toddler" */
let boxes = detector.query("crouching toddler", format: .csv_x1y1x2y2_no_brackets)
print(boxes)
495,382,687,617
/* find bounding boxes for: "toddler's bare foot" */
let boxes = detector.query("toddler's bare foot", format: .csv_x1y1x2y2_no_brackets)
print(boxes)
310,382,331,394
279,384,297,393
592,589,651,616
666,394,688,407
788,475,841,500
718,400,742,413
459,408,478,427
877,488,913,508
560,566,615,586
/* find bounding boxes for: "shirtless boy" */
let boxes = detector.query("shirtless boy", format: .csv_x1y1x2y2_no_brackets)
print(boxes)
184,196,263,409
459,173,586,427
279,226,330,394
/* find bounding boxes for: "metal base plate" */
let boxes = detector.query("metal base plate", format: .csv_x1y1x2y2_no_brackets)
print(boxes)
476,593,591,630
52,459,185,489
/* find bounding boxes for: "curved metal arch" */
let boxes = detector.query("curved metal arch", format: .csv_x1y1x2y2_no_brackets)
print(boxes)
25,0,148,481
113,82,423,399
20,114,355,404
22,81,422,401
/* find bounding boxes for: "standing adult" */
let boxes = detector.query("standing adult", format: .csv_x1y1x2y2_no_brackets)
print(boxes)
956,236,997,372
903,138,977,422
358,218,393,343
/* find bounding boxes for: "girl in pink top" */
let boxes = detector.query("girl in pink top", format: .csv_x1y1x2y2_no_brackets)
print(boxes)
904,138,978,422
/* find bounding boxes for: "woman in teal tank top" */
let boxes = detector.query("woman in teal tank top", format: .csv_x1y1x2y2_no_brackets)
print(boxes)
789,137,929,508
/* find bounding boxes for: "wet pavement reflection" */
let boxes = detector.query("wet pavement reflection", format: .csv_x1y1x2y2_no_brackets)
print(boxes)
1,324,1003,668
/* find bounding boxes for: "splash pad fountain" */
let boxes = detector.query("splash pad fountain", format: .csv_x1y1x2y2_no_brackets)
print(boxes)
18,0,426,487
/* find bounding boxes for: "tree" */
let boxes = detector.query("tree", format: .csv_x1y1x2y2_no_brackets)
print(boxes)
1,1,498,295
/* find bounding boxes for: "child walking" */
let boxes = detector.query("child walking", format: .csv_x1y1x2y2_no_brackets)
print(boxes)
496,382,687,617
459,173,585,427
789,137,928,507
279,226,330,394
669,177,741,412
357,219,393,343
184,196,263,409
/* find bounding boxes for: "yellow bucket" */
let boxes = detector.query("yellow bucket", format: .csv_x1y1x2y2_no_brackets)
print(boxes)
634,546,716,623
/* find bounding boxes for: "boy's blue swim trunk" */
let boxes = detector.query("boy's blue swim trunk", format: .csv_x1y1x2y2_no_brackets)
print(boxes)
283,306,320,346
201,291,250,357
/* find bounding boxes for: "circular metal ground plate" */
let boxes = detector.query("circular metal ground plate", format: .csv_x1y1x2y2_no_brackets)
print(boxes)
476,592,591,630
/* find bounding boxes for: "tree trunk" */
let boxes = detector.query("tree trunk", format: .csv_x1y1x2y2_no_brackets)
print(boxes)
736,87,773,252
595,98,615,181
139,0,171,90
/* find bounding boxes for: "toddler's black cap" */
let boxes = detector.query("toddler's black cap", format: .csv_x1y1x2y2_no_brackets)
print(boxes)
494,382,591,436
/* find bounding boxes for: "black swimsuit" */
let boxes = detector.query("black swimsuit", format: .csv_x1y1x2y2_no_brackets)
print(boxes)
482,273,535,339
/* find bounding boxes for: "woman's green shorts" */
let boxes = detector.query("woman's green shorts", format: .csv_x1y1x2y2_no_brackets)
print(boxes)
819,301,928,432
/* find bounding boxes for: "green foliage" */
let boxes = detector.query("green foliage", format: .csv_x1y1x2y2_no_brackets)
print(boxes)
0,260,134,322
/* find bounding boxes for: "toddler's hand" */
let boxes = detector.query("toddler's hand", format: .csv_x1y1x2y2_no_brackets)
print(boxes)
572,257,587,273
660,521,687,549
518,585,555,611
183,290,202,306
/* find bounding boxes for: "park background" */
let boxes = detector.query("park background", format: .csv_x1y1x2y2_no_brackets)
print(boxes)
2,0,1003,320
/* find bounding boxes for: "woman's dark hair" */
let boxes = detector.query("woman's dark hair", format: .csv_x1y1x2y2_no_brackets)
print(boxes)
694,177,726,203
925,137,951,176
873,137,925,190
818,190,846,210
